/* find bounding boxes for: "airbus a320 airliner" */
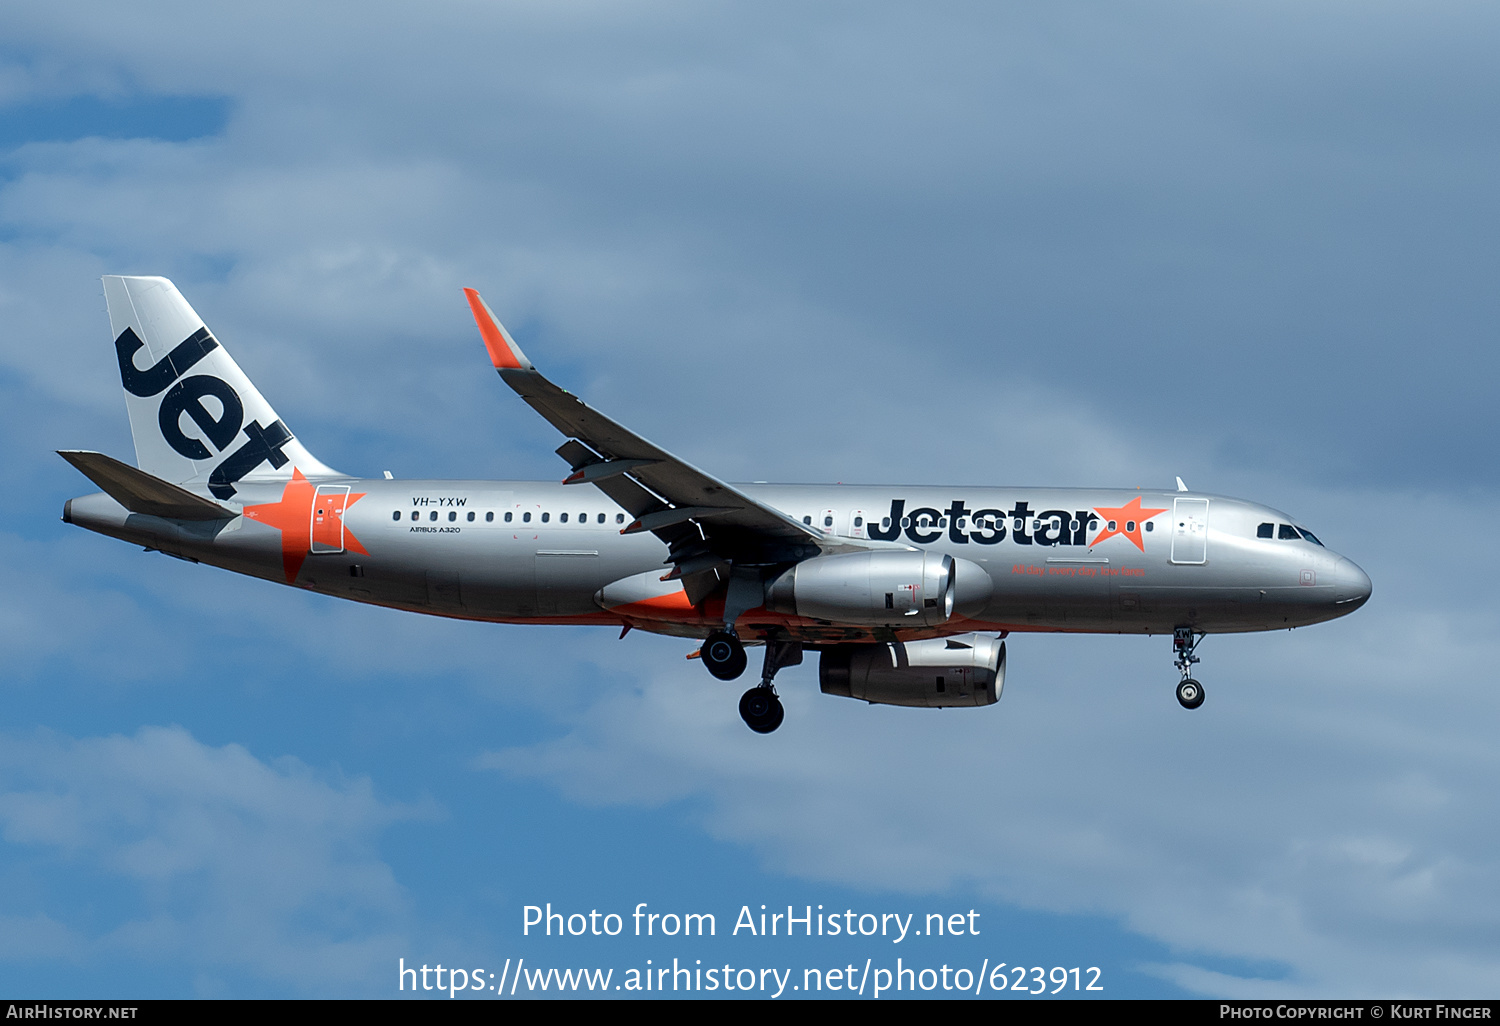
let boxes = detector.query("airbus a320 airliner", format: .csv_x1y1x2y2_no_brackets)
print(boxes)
60,276,1371,733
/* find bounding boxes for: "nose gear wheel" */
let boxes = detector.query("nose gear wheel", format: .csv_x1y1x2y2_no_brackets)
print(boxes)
1172,627,1205,710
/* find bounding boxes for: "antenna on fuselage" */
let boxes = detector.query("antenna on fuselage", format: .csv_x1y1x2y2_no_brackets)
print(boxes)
1176,476,1189,492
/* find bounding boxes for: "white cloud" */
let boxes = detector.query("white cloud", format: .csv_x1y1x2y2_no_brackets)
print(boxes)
0,725,429,992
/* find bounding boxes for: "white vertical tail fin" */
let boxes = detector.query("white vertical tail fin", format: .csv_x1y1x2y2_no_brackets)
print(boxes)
103,276,338,498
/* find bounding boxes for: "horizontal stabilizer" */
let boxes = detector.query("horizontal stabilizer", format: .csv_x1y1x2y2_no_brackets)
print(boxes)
58,450,237,521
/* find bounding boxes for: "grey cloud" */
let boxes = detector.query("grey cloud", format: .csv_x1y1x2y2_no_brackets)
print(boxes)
1,2,1494,488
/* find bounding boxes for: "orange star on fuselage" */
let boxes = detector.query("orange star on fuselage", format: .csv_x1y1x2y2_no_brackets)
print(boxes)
242,469,368,583
1089,496,1168,552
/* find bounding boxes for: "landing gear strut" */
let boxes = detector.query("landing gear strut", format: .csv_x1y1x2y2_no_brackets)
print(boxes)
739,638,801,734
702,630,747,681
1173,627,1205,710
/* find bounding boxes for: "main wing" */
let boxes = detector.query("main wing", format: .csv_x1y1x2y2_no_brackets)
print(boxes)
462,289,895,605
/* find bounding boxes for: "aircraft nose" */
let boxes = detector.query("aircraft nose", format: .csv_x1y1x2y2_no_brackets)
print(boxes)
1334,557,1372,611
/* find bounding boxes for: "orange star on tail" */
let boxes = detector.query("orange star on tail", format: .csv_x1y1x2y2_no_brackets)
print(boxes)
242,469,367,583
1089,496,1168,552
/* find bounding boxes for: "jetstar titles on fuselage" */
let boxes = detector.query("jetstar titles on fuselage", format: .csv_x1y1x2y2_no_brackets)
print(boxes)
868,496,1167,552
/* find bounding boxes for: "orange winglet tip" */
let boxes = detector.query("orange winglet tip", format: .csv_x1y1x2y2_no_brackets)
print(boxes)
462,287,529,371
686,649,701,660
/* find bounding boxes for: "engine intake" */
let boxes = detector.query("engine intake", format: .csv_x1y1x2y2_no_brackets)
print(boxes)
819,634,1006,708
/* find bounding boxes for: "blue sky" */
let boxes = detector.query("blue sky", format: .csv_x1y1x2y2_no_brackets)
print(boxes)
1,0,1498,998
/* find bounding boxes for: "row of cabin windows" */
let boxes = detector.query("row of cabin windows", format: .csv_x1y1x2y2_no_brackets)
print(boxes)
803,515,868,529
867,514,1152,534
392,510,629,525
1258,522,1323,546
801,512,1158,535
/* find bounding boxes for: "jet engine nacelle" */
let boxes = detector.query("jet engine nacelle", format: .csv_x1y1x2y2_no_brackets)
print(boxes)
819,633,1006,709
765,550,992,628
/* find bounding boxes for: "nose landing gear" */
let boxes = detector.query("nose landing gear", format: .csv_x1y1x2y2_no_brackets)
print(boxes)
1175,677,1205,709
1173,627,1205,710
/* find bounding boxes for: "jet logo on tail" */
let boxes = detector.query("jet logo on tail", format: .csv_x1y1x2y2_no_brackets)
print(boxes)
115,325,296,498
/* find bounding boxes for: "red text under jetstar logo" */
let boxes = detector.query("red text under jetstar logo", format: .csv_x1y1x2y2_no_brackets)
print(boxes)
243,469,368,582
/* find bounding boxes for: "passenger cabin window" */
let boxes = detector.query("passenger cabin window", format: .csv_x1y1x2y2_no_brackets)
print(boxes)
1278,524,1298,540
803,516,812,525
560,513,568,523
467,511,475,522
486,511,494,522
410,511,419,521
1145,522,1154,532
449,511,457,521
391,511,400,521
579,512,586,522
854,516,863,527
522,512,531,523
429,511,438,522
823,516,833,527
597,513,605,524
1258,523,1274,538
541,512,550,523
616,513,625,524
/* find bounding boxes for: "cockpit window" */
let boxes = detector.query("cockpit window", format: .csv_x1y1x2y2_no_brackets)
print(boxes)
1278,524,1299,540
1296,527,1324,547
1257,522,1274,539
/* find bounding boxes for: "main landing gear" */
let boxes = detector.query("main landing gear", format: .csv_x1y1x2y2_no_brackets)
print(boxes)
702,630,748,681
1173,627,1205,710
699,629,801,734
739,687,784,734
737,638,802,734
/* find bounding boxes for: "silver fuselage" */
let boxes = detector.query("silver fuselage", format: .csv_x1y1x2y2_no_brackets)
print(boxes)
65,479,1372,644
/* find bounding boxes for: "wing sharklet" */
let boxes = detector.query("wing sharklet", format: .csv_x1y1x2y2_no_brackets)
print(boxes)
462,287,534,371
